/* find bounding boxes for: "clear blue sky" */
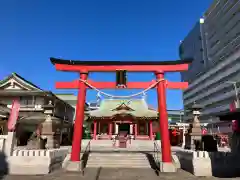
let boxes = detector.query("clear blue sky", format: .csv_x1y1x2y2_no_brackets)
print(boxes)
0,0,211,110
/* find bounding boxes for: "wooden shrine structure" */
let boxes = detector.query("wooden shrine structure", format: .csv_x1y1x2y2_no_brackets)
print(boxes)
50,57,191,168
87,99,158,140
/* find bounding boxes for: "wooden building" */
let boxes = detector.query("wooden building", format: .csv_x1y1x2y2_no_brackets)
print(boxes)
0,103,10,135
0,73,75,146
87,99,158,140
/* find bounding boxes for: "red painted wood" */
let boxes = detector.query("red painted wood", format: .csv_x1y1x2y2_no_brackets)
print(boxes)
54,63,189,72
156,72,172,163
55,80,188,89
70,73,88,162
149,121,153,140
134,123,138,137
108,122,113,136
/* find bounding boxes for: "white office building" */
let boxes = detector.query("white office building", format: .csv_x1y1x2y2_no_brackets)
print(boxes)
180,0,240,123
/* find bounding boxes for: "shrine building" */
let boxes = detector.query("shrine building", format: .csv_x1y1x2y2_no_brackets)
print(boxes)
86,99,158,140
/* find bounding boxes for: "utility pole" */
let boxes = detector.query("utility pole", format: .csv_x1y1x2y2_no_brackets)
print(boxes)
226,81,239,108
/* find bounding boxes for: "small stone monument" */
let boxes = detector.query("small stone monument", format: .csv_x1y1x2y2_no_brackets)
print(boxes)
41,101,61,149
185,103,203,150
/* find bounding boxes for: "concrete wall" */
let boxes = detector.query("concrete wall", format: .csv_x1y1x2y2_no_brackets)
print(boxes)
8,149,68,175
176,150,240,177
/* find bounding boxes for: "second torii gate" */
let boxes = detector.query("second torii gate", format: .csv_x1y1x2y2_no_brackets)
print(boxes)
50,58,191,172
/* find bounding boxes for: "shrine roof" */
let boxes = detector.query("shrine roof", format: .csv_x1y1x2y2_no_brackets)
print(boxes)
0,73,43,91
87,99,158,119
50,57,192,66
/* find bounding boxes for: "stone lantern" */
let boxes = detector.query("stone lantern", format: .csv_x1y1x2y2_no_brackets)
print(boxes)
41,101,61,149
185,103,204,150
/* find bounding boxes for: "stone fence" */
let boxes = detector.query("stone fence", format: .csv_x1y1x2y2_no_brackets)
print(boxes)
0,132,69,175
8,149,68,175
12,149,67,157
176,150,240,177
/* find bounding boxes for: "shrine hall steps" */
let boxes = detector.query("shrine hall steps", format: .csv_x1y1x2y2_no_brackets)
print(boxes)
86,152,152,168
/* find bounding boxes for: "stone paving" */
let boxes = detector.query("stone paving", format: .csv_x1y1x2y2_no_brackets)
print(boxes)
2,168,240,180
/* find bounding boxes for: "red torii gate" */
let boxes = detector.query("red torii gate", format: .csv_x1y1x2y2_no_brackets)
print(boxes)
50,57,191,170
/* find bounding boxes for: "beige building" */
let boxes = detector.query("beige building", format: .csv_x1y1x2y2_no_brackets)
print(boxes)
0,73,75,147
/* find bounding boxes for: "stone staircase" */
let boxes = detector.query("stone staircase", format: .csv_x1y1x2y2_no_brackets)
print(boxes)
86,152,152,168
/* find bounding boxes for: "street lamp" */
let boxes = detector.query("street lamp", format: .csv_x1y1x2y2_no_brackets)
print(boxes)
226,81,239,108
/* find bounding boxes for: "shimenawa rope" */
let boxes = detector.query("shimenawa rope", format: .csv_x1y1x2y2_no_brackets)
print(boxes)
79,78,165,98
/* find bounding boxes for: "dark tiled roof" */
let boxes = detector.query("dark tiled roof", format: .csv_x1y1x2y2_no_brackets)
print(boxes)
50,57,193,66
0,73,43,91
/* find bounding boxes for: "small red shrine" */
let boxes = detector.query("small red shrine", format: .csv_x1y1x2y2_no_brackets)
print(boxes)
50,58,191,171
87,99,158,140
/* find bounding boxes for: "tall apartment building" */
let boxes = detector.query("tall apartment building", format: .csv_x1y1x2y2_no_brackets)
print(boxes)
180,0,240,122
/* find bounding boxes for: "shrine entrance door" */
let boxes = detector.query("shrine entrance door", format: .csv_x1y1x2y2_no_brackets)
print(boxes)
119,123,130,134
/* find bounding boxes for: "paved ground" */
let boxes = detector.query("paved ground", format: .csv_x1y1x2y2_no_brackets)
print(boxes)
2,168,239,180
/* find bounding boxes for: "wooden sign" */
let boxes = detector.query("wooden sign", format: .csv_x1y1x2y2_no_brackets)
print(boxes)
7,99,20,131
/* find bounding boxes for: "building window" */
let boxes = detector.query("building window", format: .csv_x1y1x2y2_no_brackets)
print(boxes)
20,96,35,106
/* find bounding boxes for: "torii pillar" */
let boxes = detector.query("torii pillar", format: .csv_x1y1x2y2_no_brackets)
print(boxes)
156,71,176,172
65,72,88,170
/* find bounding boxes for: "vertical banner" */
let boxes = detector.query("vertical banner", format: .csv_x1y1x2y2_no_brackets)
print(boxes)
7,99,20,131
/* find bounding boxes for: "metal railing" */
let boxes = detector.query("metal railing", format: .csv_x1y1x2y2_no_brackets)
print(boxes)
153,141,161,168
80,140,91,175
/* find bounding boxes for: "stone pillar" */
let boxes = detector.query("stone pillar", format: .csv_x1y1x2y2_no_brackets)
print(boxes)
115,123,118,134
130,124,133,134
190,112,202,150
149,121,153,140
156,71,175,172
71,72,88,162
41,108,61,149
93,120,97,140
5,132,16,156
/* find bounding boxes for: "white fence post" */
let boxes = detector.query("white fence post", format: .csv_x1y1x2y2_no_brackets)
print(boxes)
5,132,16,156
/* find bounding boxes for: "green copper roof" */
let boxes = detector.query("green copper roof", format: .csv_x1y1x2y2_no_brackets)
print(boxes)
88,99,158,118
